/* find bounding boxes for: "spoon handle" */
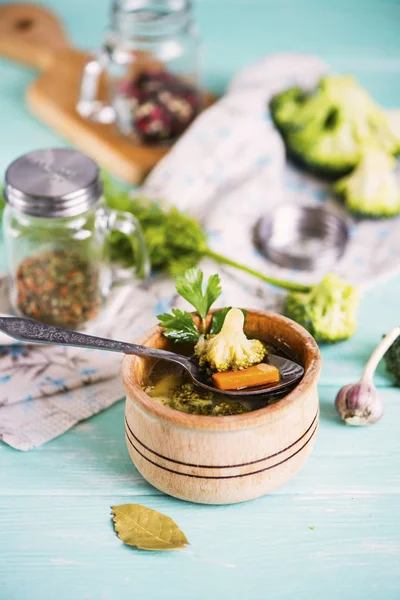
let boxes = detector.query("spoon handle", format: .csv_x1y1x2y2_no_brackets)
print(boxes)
0,316,190,367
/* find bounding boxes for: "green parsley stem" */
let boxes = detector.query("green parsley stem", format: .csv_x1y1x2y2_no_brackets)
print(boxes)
203,248,312,293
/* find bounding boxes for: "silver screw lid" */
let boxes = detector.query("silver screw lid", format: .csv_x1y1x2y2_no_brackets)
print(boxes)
4,148,103,218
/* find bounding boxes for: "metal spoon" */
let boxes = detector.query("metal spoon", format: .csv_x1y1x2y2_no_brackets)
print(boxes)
0,316,304,398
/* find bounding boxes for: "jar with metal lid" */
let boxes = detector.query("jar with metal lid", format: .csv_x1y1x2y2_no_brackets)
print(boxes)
77,0,201,145
2,148,149,329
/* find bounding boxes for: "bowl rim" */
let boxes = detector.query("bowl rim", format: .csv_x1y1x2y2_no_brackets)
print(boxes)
122,309,322,432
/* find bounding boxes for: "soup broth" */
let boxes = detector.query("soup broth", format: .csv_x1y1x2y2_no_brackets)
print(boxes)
142,340,301,416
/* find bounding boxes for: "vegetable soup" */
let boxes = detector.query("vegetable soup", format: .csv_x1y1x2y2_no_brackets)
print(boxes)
142,339,299,416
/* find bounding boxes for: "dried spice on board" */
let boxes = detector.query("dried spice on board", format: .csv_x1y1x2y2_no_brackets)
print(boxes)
119,70,200,144
16,249,100,328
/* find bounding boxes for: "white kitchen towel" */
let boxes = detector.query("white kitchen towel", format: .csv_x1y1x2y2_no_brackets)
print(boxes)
1,53,399,450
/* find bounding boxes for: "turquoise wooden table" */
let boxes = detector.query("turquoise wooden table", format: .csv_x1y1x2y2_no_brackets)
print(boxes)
1,1,400,598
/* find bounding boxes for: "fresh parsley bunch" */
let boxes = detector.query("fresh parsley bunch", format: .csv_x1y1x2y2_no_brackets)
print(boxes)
103,174,206,276
103,174,309,291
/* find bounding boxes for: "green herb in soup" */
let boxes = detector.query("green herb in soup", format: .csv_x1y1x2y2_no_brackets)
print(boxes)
146,374,247,416
144,367,248,415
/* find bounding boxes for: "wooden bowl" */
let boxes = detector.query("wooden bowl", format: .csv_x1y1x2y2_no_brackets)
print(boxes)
122,310,322,505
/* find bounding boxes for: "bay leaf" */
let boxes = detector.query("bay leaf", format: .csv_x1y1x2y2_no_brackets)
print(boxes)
111,504,189,551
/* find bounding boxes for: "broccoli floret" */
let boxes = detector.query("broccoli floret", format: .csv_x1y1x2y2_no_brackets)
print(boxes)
270,75,399,178
384,336,400,386
334,144,400,218
194,307,267,372
284,274,360,343
269,87,309,133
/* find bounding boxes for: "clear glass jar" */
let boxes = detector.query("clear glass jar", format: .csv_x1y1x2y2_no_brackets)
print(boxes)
2,148,149,329
77,0,201,145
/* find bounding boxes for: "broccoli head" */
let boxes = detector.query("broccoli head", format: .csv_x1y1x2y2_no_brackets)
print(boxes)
194,308,267,372
270,75,399,177
284,274,360,343
384,336,400,387
334,144,400,218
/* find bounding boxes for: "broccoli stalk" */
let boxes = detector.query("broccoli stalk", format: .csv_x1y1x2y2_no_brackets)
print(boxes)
334,144,400,218
284,274,361,343
270,75,400,178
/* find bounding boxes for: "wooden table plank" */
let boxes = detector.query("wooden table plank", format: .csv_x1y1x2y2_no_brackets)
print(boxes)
1,1,400,599
1,493,399,600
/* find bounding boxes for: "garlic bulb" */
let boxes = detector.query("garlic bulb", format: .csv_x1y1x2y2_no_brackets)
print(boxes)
335,326,400,426
335,381,383,426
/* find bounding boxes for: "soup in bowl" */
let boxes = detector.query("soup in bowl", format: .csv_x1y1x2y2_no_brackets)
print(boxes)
122,309,321,504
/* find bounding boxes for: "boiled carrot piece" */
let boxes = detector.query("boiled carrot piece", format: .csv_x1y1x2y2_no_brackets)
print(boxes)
212,363,280,391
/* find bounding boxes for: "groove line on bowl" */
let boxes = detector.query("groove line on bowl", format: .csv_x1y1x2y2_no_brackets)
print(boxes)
125,409,318,469
125,418,318,480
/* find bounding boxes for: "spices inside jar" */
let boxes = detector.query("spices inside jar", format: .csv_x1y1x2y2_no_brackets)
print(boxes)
118,69,201,144
16,249,101,328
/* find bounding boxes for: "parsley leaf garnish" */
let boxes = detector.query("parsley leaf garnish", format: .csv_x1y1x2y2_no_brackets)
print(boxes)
175,268,221,328
157,269,222,342
157,309,200,343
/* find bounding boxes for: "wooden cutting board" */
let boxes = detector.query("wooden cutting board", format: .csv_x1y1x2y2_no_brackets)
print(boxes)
0,3,213,184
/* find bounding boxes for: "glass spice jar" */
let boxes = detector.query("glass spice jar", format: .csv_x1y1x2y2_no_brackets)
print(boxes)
77,0,201,145
2,148,149,329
